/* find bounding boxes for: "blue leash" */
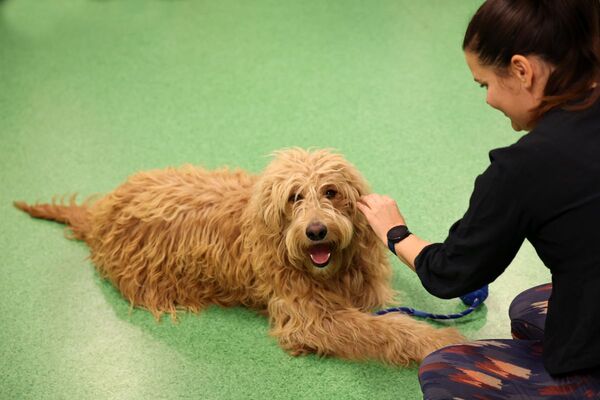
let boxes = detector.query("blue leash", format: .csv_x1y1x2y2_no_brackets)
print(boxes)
375,285,489,320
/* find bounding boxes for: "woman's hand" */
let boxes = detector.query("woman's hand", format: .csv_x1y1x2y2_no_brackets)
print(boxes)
357,194,407,245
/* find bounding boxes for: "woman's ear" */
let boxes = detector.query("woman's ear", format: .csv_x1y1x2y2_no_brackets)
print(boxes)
510,54,534,89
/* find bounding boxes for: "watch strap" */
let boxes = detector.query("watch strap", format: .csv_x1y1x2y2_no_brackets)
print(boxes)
386,225,411,255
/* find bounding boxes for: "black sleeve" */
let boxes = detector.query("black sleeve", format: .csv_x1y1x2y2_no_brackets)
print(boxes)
414,156,530,299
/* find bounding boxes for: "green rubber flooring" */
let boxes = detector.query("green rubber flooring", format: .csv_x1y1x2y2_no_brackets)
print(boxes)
0,1,551,399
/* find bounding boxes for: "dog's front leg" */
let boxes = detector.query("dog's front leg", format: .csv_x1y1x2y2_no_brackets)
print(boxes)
268,299,464,366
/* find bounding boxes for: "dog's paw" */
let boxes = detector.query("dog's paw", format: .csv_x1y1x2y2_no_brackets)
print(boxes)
417,327,465,362
289,349,310,357
287,344,313,357
437,327,465,345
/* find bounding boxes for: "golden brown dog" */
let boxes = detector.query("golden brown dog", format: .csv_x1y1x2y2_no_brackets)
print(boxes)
14,148,463,365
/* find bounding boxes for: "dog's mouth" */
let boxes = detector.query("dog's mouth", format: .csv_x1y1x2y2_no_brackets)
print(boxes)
308,243,332,268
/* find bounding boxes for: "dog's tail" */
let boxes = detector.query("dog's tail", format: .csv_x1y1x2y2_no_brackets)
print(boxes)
13,194,94,241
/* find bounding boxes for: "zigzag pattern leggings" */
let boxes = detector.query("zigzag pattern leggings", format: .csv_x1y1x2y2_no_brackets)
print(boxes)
419,283,600,399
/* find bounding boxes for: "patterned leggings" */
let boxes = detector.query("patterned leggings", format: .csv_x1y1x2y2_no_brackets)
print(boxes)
419,283,600,399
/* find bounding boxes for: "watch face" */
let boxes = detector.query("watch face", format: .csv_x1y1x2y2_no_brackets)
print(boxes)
387,225,409,241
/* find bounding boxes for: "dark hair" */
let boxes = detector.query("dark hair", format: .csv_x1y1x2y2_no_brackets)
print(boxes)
463,0,600,120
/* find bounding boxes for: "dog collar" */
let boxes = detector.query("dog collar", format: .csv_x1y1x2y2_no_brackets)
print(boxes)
386,225,411,255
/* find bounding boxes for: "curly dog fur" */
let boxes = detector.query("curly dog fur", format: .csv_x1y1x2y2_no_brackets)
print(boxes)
14,148,463,366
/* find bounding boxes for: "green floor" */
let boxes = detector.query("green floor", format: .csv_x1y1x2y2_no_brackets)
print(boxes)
1,1,551,399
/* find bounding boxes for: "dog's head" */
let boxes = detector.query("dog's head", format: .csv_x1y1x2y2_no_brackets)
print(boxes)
246,148,378,278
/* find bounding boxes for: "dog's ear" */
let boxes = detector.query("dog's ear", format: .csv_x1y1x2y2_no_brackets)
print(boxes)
336,161,371,216
337,161,386,253
246,171,288,233
344,168,392,294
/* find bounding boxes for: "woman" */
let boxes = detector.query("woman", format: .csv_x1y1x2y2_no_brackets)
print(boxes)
358,0,600,398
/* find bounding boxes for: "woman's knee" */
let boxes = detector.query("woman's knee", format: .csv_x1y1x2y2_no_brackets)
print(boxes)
418,345,464,400
418,340,520,399
508,283,551,340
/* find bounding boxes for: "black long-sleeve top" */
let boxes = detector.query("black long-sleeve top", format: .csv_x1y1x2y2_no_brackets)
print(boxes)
415,99,600,376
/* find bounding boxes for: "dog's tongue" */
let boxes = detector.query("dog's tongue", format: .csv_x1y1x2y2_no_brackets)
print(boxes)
309,244,331,267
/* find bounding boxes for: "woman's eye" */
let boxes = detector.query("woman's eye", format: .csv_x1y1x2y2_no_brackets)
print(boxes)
288,194,303,203
479,83,488,89
325,189,338,199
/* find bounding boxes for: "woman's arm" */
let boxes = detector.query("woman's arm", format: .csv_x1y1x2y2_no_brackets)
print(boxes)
357,153,529,299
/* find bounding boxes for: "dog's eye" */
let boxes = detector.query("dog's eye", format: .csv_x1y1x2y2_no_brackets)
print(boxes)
325,189,338,199
288,193,304,203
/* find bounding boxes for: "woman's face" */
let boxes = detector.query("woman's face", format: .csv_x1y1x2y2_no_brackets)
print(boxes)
465,51,540,132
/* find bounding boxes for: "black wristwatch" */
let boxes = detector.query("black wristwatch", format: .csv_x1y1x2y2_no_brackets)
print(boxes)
386,225,411,255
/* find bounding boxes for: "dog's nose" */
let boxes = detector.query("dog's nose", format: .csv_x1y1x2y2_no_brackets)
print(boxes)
306,222,327,241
